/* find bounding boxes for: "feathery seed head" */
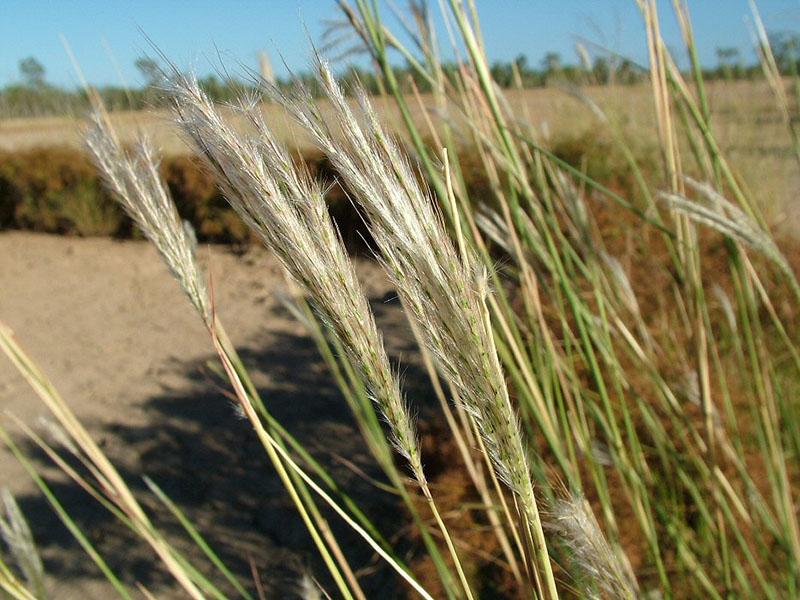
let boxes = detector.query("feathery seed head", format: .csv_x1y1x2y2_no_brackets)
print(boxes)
275,60,536,509
659,178,793,281
0,488,45,596
85,111,211,323
166,74,423,476
550,494,638,599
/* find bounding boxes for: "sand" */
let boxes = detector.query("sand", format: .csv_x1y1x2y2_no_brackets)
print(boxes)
0,231,418,598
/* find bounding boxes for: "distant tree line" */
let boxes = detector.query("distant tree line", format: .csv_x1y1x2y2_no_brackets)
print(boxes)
2,32,799,119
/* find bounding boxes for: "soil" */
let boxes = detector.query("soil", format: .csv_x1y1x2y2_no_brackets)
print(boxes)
0,231,426,599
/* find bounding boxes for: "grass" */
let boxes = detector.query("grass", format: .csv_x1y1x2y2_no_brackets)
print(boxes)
2,0,800,598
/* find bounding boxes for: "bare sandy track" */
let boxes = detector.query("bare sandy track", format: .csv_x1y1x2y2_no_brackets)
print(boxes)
0,231,417,598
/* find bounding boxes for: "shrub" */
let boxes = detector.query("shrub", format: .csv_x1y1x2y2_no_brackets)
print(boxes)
161,154,251,243
0,147,122,236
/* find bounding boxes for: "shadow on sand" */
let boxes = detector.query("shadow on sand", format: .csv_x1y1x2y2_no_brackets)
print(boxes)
9,294,440,598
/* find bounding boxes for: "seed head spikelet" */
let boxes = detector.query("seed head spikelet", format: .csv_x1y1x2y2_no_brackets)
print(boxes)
659,178,795,282
0,488,45,597
85,111,210,323
550,494,638,599
165,74,423,478
273,59,551,569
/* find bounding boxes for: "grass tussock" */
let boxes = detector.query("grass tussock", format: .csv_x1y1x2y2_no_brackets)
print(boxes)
3,1,800,599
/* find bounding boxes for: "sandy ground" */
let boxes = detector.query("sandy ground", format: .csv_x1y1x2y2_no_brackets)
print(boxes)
0,231,422,598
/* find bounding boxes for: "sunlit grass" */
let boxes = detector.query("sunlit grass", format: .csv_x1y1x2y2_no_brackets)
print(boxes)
2,1,800,598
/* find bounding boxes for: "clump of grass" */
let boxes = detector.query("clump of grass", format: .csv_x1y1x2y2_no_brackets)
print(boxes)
2,1,800,598
271,59,560,597
167,73,423,473
166,72,478,598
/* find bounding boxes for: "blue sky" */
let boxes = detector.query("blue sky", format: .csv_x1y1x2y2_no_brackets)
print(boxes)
1,1,799,89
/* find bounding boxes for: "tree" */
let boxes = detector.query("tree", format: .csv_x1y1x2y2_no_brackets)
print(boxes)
490,60,513,87
592,57,610,85
767,31,800,73
541,52,562,81
197,75,228,102
616,59,640,85
19,57,45,87
716,47,740,80
135,57,161,86
513,54,529,74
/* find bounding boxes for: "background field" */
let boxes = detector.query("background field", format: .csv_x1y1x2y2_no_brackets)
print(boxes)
2,79,797,233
